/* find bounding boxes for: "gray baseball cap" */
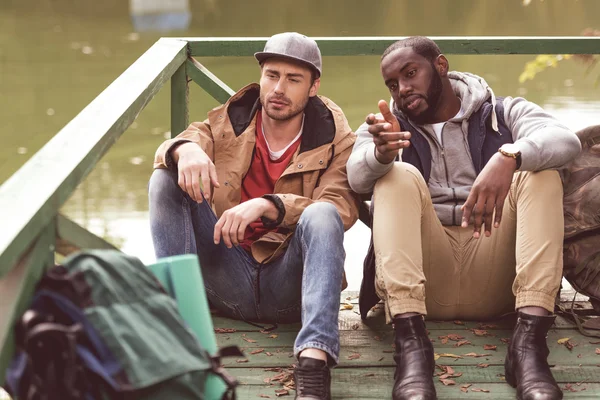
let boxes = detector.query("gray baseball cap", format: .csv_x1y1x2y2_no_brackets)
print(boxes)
255,32,322,77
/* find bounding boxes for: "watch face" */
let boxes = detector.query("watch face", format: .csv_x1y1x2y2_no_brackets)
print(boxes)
502,143,520,155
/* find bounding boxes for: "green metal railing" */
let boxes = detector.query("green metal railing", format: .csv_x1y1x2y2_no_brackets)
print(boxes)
1,36,599,383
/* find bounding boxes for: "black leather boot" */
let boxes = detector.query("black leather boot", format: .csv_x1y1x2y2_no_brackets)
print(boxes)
392,315,437,400
505,312,563,400
294,357,331,400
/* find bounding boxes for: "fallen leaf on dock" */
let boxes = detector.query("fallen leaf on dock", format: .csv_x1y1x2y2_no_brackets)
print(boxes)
471,388,490,393
436,353,463,359
463,352,492,358
477,363,490,368
275,389,289,396
455,340,471,347
236,359,248,363
214,327,237,333
483,344,497,351
250,349,264,355
558,337,571,344
340,302,354,310
347,353,361,360
440,378,455,386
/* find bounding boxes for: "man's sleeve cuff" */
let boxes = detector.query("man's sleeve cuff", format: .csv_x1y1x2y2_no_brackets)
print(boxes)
261,194,285,228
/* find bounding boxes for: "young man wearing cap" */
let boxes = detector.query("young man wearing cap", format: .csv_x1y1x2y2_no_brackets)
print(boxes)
347,37,581,400
149,32,359,400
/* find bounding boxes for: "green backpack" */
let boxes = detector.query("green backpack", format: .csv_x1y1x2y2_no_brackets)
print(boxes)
5,250,242,399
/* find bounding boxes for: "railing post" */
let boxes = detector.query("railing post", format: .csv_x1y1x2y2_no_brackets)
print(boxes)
171,62,189,138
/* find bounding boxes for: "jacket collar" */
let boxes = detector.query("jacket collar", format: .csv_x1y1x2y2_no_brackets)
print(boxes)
223,84,337,154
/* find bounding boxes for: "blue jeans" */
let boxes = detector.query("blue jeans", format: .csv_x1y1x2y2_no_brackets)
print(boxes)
148,169,345,364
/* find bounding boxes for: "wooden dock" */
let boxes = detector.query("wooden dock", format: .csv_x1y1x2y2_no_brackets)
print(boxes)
213,293,600,399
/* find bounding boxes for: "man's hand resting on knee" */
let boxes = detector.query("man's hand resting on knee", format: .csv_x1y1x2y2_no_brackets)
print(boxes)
461,152,518,239
214,199,279,248
173,142,220,203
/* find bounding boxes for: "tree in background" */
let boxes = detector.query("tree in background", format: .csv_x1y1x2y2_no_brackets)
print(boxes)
520,0,599,86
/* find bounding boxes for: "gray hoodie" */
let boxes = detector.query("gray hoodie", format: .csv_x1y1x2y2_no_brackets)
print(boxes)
347,71,582,226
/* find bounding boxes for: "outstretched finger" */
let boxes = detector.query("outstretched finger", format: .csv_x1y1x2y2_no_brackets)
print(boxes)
377,100,400,131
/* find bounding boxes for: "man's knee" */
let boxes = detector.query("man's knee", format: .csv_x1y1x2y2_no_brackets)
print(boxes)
148,168,180,201
374,162,427,194
299,202,343,232
515,170,563,197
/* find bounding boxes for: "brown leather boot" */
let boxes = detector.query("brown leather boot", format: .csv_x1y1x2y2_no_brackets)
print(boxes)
392,315,437,400
505,312,563,400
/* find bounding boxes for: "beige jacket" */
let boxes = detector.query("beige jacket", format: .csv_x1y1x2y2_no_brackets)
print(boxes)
154,83,359,266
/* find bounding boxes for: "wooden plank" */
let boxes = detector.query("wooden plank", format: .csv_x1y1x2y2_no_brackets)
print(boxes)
186,37,600,57
233,369,600,399
186,57,235,104
170,61,189,138
232,365,600,384
55,214,119,256
0,38,188,277
0,222,54,384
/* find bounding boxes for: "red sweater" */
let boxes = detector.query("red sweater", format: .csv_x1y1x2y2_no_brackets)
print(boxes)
240,113,301,251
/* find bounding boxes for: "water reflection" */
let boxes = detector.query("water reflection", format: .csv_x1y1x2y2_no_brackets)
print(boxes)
1,0,599,288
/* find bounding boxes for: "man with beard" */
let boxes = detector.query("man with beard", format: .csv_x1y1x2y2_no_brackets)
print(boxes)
347,37,581,400
149,32,359,400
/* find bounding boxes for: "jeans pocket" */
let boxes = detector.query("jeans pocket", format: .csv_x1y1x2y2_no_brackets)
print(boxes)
275,302,301,324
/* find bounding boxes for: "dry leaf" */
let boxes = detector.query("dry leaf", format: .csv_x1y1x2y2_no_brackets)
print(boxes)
437,353,463,359
441,337,449,345
259,395,271,398
557,337,571,344
266,352,273,356
351,323,360,330
347,353,361,360
434,353,440,360
241,334,257,343
341,303,354,310
477,363,490,368
455,340,471,347
250,349,264,355
440,378,455,386
236,359,249,363
447,334,465,341
565,340,575,351
214,328,237,333
483,344,497,351
590,340,600,344
275,389,289,397
478,323,498,330
500,338,510,344
595,348,600,355
472,329,489,336
471,388,490,393
378,357,385,361
454,320,464,325
269,334,279,339
461,383,472,393
463,352,492,358
364,373,376,377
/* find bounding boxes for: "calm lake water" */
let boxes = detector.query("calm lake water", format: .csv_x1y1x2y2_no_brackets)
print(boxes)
1,0,599,290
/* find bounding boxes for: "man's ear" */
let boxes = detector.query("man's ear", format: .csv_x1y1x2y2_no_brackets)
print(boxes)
435,55,449,77
309,78,321,97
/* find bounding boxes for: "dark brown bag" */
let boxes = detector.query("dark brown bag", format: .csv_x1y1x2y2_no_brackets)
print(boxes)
561,125,600,314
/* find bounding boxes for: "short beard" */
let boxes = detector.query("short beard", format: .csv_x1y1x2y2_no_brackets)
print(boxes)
260,91,310,121
408,66,443,125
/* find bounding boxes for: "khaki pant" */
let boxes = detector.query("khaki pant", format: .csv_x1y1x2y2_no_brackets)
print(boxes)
373,163,564,322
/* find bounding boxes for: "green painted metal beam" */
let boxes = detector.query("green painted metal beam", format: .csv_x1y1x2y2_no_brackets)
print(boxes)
0,38,188,277
0,221,55,382
186,57,235,104
55,214,119,254
185,36,600,57
171,62,189,138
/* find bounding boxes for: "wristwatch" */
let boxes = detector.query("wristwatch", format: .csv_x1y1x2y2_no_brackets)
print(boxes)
498,143,522,170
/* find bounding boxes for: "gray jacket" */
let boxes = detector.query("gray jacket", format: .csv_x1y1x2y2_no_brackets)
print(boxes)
347,71,582,225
